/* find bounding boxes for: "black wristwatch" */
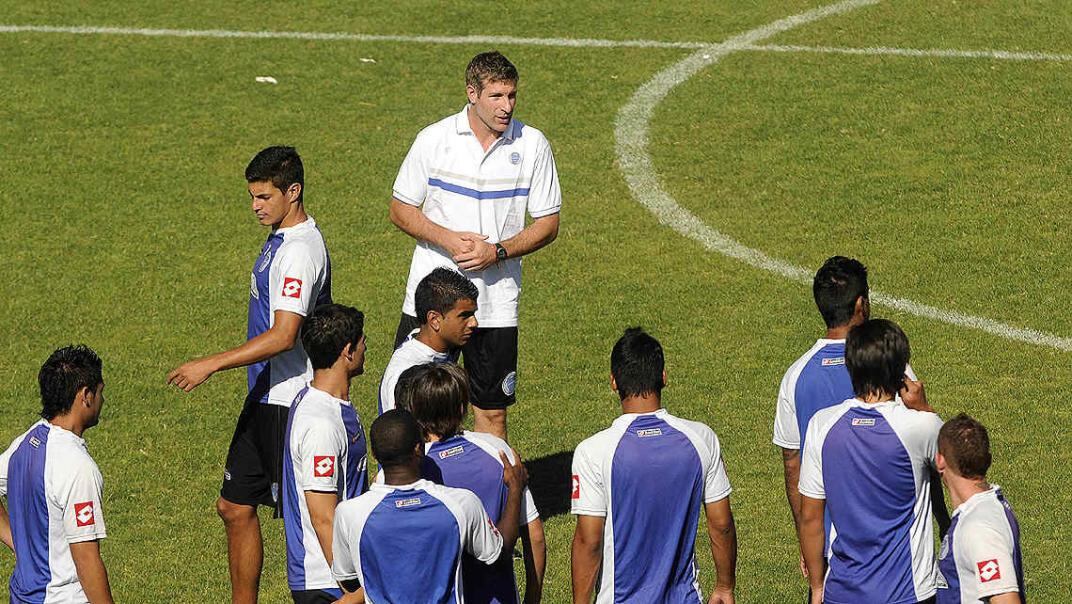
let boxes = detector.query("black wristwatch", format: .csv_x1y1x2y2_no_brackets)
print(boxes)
495,243,508,261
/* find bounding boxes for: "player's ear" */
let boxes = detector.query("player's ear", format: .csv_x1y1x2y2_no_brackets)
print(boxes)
935,451,947,475
466,84,478,104
286,182,302,203
609,373,618,394
428,310,442,331
341,341,354,363
661,370,668,387
856,295,870,321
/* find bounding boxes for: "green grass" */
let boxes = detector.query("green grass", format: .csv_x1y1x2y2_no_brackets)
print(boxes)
2,1,1070,601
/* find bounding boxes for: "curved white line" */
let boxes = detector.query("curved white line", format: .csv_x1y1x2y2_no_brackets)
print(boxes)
614,0,1072,352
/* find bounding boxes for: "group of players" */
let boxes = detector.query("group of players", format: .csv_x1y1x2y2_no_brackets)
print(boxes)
0,50,1026,604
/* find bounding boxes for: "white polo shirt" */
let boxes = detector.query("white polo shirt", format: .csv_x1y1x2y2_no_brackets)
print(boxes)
393,105,562,328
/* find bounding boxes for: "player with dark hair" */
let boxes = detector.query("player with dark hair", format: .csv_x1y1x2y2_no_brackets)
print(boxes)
167,146,332,604
331,410,528,603
0,346,114,603
282,304,369,604
935,415,1024,604
389,50,562,440
571,328,737,604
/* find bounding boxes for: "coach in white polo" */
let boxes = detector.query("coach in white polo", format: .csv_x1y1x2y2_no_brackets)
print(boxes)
389,50,561,441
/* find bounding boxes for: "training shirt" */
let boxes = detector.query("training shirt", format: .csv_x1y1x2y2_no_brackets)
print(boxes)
799,399,943,604
571,409,732,604
0,421,107,603
378,329,455,415
393,105,562,328
937,487,1025,604
282,386,369,593
248,217,332,406
332,479,503,604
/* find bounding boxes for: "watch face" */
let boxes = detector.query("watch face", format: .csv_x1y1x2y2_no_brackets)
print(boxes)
497,245,507,259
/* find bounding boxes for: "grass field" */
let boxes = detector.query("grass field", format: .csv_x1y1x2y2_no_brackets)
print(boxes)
3,1,1071,601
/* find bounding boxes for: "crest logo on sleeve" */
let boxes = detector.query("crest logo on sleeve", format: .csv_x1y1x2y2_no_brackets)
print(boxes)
571,475,580,499
74,502,95,527
282,277,303,298
314,456,336,478
977,559,1001,582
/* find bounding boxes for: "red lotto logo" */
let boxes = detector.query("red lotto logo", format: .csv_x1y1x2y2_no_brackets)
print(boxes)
571,474,580,500
977,559,1001,582
282,277,303,298
314,455,336,478
74,502,95,527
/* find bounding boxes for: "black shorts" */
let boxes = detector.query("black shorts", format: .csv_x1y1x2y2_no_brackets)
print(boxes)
394,313,518,410
291,589,342,604
220,397,288,514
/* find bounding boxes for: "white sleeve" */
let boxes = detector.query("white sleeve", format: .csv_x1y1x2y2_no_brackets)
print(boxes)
392,132,431,207
570,441,606,517
798,419,825,499
459,490,503,564
331,510,360,581
526,138,561,218
772,368,800,449
703,433,733,503
521,487,540,524
61,461,107,543
296,420,346,493
378,367,400,414
270,245,320,317
904,363,918,382
958,519,1020,598
0,445,11,497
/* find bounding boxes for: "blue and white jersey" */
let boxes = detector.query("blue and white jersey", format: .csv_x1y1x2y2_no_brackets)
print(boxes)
332,479,503,604
799,399,943,604
570,409,732,604
378,329,454,415
282,386,368,593
423,431,540,604
247,217,332,406
393,106,561,328
937,487,1025,604
0,421,107,604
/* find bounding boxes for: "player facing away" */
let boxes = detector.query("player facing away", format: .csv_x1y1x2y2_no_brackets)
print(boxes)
332,409,528,603
166,146,332,604
571,328,737,604
378,267,478,414
799,319,944,604
389,50,562,440
0,346,114,603
404,362,546,604
282,304,370,604
935,415,1024,604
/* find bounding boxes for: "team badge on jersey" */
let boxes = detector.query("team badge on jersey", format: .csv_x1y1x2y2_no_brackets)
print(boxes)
257,250,273,273
314,455,336,478
571,474,580,499
396,497,421,508
438,445,465,460
852,418,876,427
637,428,663,438
74,502,95,527
510,152,521,165
502,371,517,396
282,277,303,298
977,559,1001,582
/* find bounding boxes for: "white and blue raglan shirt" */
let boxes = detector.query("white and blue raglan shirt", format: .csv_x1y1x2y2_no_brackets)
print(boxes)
423,431,540,604
282,386,369,594
332,479,503,604
937,487,1025,604
393,106,562,328
799,399,943,604
570,409,732,604
378,330,455,415
248,217,331,407
0,421,107,603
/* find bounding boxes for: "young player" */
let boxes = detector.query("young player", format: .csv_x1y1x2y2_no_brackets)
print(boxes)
389,50,562,440
282,304,370,604
379,267,478,414
571,328,737,604
0,346,114,603
166,146,331,604
331,410,527,603
936,415,1024,604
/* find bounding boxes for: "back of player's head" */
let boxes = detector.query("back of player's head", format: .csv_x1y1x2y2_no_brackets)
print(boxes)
415,268,479,325
845,319,910,399
406,363,469,439
611,327,665,400
938,413,992,480
39,345,103,420
813,256,869,328
245,146,304,201
370,409,423,470
466,51,518,94
302,304,365,370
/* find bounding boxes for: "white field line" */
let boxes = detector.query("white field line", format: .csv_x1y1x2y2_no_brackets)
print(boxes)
746,43,1072,63
613,0,1072,352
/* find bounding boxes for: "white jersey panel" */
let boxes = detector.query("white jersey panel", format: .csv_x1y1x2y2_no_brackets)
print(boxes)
378,330,453,414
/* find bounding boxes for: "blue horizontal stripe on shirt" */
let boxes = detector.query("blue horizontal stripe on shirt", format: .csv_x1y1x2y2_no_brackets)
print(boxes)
428,178,529,200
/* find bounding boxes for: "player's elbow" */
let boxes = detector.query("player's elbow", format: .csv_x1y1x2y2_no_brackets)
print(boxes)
388,198,411,230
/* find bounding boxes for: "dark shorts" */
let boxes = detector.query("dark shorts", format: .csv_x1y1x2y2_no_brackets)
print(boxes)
394,313,518,410
220,397,288,514
291,588,342,604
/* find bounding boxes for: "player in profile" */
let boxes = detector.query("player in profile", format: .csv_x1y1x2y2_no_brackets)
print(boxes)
571,328,737,604
379,267,478,414
0,346,114,603
282,304,370,604
935,415,1024,604
332,409,527,603
389,50,562,440
405,362,545,604
799,319,943,604
166,146,332,604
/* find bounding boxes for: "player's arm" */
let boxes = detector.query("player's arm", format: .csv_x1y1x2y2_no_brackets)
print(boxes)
0,499,10,551
166,310,303,392
799,496,826,604
571,514,603,604
987,594,1022,604
389,198,486,258
520,516,546,604
705,498,737,603
305,491,340,566
70,540,114,604
494,450,526,560
454,214,559,271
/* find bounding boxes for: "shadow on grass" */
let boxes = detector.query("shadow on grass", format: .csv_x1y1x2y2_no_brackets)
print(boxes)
524,451,574,519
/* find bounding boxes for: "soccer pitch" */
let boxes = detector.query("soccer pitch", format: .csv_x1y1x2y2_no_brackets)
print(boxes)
4,0,1072,600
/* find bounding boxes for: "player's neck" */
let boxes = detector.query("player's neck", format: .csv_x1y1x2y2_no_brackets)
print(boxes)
947,474,991,509
311,369,350,401
859,390,895,404
273,203,308,231
620,394,662,415
467,105,502,151
825,325,851,340
415,328,451,353
49,414,85,438
383,464,421,486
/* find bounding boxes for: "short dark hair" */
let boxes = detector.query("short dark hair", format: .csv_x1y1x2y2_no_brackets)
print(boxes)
939,414,992,480
610,327,665,400
845,319,910,399
466,51,518,94
394,363,435,413
245,146,304,201
302,304,365,370
39,345,103,420
415,268,478,325
370,410,423,470
813,256,869,328
407,363,469,439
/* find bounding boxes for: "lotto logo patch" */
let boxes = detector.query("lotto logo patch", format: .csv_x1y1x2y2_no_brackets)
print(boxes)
282,277,303,298
314,455,336,478
636,428,663,438
438,445,465,460
977,559,1001,582
822,357,845,366
571,474,580,499
74,502,95,527
852,418,876,427
396,497,421,508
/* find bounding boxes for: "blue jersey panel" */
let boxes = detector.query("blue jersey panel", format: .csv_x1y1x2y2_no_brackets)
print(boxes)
936,515,962,604
282,387,311,588
247,233,285,403
9,424,52,604
794,343,853,453
1000,492,1026,603
340,405,368,499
